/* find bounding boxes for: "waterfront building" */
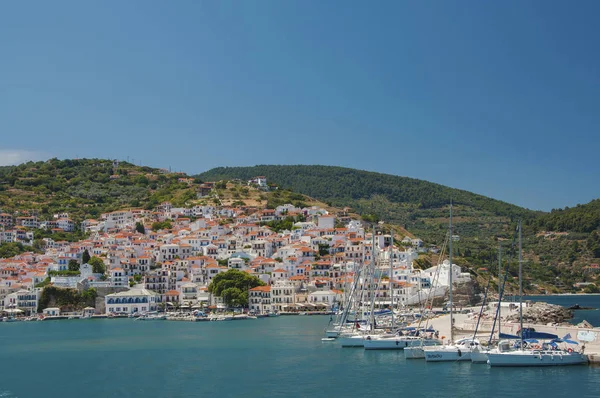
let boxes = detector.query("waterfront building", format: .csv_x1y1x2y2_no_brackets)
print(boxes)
43,307,61,316
249,285,272,314
271,281,295,312
104,288,160,315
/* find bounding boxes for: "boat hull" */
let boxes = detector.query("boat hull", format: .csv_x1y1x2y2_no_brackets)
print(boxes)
404,347,425,359
487,351,588,367
325,330,340,338
363,337,407,350
339,335,365,347
470,350,489,364
424,348,472,362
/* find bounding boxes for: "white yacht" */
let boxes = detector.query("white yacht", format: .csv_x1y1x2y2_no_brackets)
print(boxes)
486,340,587,367
364,332,441,350
424,338,483,362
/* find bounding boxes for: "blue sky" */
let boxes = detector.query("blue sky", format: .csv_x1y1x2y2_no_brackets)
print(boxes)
1,1,599,211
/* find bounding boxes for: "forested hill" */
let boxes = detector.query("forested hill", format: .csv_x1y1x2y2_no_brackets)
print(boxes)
0,158,199,221
198,165,536,221
199,165,532,216
534,199,600,234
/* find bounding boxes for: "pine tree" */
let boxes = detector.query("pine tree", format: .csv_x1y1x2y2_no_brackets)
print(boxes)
82,249,91,264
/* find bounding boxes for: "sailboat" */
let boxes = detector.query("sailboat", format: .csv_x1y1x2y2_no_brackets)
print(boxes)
404,235,450,359
470,245,503,364
363,231,407,350
339,229,379,347
486,221,588,366
337,228,393,347
424,203,482,362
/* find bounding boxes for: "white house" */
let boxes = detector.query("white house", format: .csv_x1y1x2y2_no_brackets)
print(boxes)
43,307,61,316
110,268,128,288
307,290,338,310
105,288,160,315
3,289,40,315
317,215,335,230
271,281,295,312
248,176,267,188
249,285,271,314
420,260,471,288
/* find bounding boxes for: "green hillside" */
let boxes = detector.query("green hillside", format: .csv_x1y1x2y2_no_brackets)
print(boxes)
198,165,536,241
534,199,600,234
0,158,199,222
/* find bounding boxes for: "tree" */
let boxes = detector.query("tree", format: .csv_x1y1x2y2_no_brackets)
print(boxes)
88,256,106,274
208,269,265,308
82,249,91,264
135,222,146,234
151,221,172,231
583,284,600,294
318,243,330,256
68,259,80,272
0,242,27,258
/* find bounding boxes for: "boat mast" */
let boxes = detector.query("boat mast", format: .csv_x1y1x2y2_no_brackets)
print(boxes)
389,228,394,327
369,226,377,330
518,220,523,349
449,202,454,343
498,244,502,338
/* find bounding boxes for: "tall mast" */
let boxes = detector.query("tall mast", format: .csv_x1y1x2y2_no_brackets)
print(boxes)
519,220,523,349
389,228,394,327
369,226,377,330
449,202,454,343
498,244,502,338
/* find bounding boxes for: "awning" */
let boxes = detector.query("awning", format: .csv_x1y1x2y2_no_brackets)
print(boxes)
3,309,23,314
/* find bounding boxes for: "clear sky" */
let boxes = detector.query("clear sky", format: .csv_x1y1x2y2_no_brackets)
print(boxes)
1,1,599,211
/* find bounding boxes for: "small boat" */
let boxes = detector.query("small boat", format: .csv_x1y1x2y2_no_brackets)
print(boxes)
136,312,167,321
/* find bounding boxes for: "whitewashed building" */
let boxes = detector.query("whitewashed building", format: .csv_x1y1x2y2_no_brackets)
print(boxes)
104,288,160,315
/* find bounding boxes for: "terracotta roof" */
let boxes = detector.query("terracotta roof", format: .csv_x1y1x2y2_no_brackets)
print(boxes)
249,286,271,292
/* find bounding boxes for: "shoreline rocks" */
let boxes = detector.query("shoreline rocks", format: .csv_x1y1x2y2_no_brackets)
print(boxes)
505,301,573,324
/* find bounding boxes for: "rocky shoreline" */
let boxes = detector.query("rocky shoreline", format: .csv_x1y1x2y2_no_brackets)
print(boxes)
505,302,574,325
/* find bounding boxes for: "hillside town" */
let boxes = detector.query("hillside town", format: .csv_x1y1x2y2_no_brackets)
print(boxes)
0,177,472,319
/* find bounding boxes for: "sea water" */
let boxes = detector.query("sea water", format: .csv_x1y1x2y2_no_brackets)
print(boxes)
1,296,599,398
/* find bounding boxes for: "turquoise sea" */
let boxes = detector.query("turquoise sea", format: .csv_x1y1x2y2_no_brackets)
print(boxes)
1,295,600,398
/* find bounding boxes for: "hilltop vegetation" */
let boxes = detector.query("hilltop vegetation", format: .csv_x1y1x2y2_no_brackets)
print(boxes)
533,199,600,234
198,165,532,217
198,165,536,242
0,158,199,222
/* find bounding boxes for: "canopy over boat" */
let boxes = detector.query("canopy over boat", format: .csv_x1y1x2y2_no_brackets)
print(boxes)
501,328,558,340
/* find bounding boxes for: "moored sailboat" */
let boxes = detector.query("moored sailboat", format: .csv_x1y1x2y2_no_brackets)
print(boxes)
486,221,588,367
